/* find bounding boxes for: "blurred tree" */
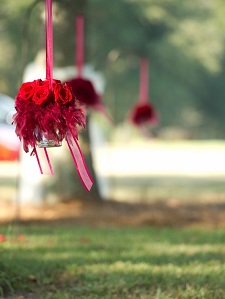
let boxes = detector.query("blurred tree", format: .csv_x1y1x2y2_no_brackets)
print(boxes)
84,0,225,136
1,0,225,134
1,0,225,202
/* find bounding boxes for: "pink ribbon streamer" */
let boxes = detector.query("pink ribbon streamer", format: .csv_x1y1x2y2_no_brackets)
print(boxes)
33,134,93,190
33,146,54,176
140,126,153,139
33,136,93,191
33,146,43,174
94,103,113,124
66,132,93,192
139,58,149,104
76,15,84,78
46,0,53,86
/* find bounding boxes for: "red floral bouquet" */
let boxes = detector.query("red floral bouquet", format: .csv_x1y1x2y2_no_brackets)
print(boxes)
130,102,157,126
14,78,85,153
129,58,158,136
65,15,111,122
13,0,93,191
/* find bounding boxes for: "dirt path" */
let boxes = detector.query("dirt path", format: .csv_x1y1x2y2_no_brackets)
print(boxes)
1,198,225,228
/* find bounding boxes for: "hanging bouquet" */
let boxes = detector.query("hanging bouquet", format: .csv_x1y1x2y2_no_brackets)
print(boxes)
129,58,158,136
66,77,100,107
14,78,85,152
13,0,93,191
130,102,157,126
65,15,112,122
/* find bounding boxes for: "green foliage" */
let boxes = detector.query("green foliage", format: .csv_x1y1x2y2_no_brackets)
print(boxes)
85,0,225,135
1,225,225,298
1,0,225,136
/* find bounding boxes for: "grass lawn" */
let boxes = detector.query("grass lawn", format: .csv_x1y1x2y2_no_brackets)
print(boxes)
1,225,225,298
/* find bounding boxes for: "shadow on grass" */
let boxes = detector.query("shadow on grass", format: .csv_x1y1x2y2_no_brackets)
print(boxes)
1,226,225,298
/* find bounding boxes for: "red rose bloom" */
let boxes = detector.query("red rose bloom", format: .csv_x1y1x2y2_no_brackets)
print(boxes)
52,79,61,85
53,83,73,105
18,81,36,101
33,85,51,105
34,79,44,86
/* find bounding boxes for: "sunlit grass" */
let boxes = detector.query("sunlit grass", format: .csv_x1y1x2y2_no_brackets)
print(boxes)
100,140,225,202
0,226,225,298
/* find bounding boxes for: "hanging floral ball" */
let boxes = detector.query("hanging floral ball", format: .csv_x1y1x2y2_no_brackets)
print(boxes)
66,77,100,107
13,78,85,152
130,103,157,126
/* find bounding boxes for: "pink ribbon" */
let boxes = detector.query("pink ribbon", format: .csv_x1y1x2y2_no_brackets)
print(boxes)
66,132,93,191
94,102,113,124
139,58,149,104
33,146,54,176
76,15,84,78
45,0,53,86
32,135,93,191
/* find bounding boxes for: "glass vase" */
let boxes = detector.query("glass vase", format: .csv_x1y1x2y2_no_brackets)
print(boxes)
35,130,62,148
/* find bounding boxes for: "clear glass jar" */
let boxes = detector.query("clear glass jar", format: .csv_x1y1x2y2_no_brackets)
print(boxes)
35,130,62,148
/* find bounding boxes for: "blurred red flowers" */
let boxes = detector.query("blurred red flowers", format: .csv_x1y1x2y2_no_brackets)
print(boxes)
130,103,158,126
66,77,100,107
128,58,158,136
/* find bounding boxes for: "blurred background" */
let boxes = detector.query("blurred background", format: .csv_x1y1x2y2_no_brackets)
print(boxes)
1,0,225,211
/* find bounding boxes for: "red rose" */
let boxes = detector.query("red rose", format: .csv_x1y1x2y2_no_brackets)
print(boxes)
33,85,51,105
52,79,61,85
37,78,61,87
33,79,44,86
18,81,36,101
34,79,53,87
53,83,73,105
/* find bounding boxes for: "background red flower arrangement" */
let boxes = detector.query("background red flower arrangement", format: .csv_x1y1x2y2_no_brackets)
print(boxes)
66,77,100,107
130,102,157,126
129,58,158,135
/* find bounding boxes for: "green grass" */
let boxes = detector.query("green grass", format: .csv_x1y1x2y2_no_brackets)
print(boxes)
109,176,225,202
1,225,225,298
